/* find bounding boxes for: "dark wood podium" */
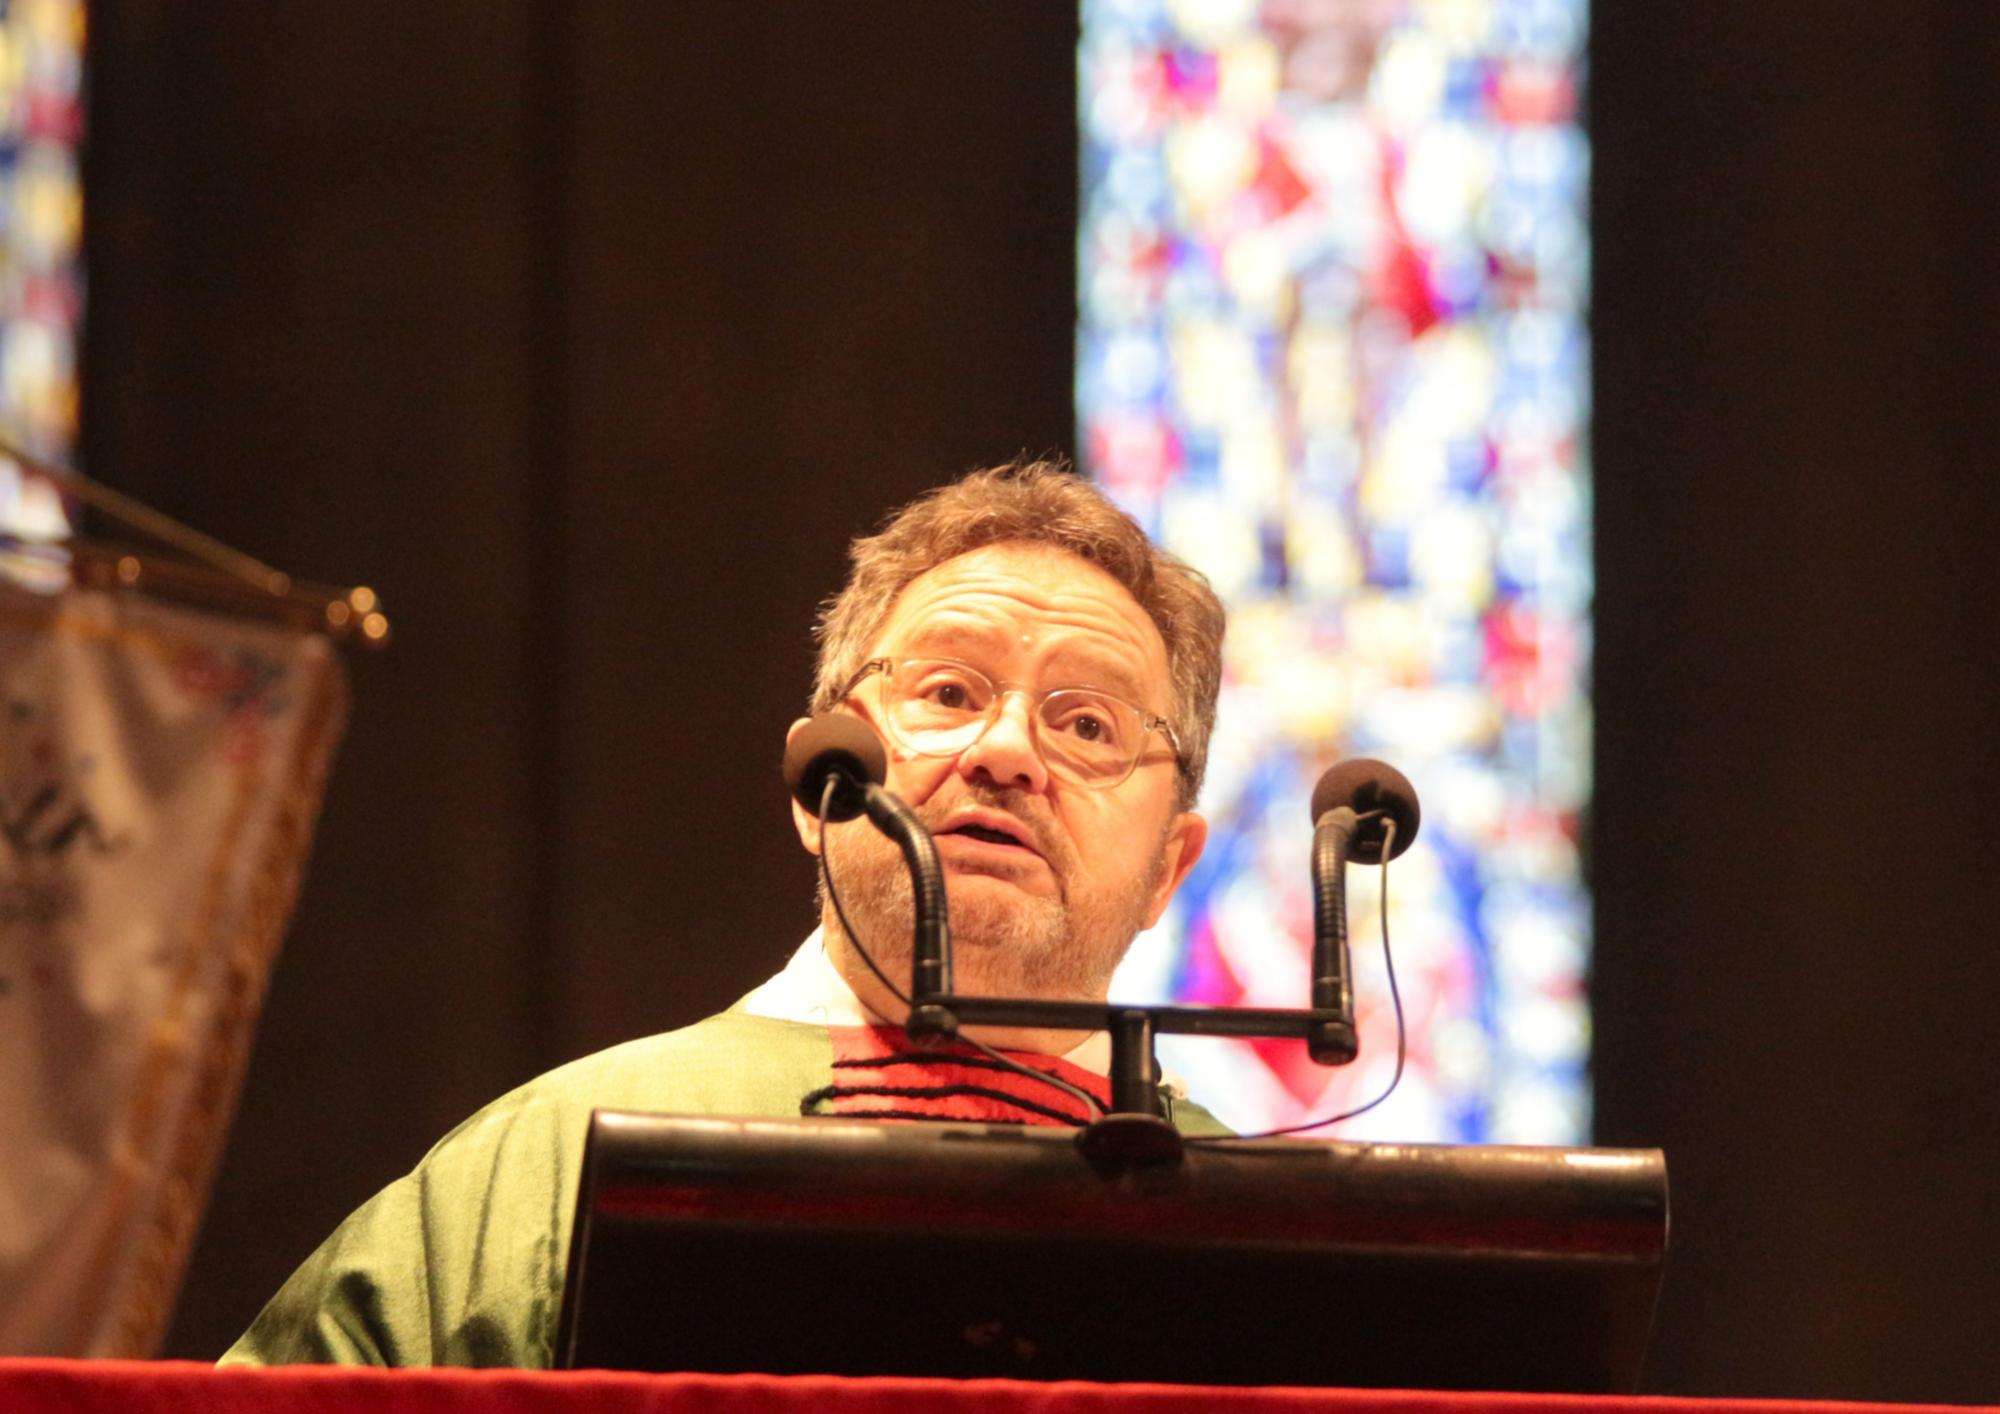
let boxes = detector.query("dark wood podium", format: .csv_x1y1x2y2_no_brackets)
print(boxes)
556,1111,1668,1392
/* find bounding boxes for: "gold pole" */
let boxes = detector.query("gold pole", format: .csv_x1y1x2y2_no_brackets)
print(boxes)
1,441,390,647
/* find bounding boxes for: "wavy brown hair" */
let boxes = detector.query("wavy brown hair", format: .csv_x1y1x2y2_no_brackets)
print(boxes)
812,459,1224,810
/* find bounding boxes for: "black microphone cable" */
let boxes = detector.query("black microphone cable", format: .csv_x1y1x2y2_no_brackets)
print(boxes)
1189,813,1405,1144
814,774,1107,1124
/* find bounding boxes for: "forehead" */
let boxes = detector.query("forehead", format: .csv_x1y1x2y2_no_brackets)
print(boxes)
870,543,1170,699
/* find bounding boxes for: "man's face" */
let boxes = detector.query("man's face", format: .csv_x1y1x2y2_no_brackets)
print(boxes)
791,542,1207,1009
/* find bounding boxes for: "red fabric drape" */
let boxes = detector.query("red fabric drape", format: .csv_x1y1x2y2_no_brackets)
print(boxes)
0,1361,1988,1414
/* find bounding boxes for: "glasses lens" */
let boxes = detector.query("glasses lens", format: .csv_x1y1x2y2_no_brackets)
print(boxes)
1036,689,1142,784
875,659,1150,787
881,659,994,756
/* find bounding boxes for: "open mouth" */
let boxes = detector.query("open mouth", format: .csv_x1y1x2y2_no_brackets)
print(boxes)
941,821,1035,852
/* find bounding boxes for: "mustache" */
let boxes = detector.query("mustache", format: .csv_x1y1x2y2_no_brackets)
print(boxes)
914,784,1066,869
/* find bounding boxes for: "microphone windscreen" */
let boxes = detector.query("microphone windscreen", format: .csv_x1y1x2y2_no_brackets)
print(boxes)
1309,758,1421,864
783,713,888,820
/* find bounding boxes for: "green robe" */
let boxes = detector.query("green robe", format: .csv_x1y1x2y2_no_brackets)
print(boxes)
219,1005,1228,1368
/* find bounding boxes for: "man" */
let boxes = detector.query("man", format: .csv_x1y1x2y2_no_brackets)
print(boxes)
222,460,1229,1367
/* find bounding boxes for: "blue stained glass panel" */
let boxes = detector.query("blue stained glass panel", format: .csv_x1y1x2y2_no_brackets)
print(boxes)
1080,0,1592,1142
0,0,85,542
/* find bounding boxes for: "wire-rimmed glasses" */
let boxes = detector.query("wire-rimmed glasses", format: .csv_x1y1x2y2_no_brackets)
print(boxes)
843,656,1182,790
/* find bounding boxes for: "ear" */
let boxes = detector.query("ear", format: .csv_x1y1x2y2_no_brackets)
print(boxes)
1140,809,1208,929
785,717,824,855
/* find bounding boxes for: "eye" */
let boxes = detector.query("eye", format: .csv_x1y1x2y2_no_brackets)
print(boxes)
1048,696,1125,748
907,664,988,713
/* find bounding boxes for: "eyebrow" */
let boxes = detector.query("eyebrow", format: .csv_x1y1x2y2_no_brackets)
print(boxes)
1043,652,1148,704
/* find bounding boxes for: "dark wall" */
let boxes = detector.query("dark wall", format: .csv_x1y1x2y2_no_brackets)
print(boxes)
1591,3,2000,1402
83,0,1079,1365
80,2,1999,1401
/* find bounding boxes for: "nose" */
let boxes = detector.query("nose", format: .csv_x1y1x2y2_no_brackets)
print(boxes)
955,689,1050,793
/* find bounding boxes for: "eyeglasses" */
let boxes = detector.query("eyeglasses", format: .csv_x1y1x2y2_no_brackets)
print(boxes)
843,656,1183,790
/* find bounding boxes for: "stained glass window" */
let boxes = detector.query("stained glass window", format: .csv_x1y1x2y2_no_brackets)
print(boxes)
0,0,85,541
1081,0,1591,1141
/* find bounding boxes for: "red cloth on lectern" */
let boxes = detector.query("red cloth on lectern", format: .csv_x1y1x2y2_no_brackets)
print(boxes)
806,1025,1110,1126
2,1360,1992,1414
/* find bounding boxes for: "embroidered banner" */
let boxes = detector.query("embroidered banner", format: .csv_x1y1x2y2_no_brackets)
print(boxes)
0,579,348,1356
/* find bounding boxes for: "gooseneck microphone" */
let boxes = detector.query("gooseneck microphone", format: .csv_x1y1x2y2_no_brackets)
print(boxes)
1307,758,1420,1065
783,714,954,1034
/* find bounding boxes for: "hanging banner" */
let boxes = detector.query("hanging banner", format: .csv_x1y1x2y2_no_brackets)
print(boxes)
0,577,349,1356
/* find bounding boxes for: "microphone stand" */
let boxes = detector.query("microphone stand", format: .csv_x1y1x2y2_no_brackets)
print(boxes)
1088,1010,1183,1165
1308,806,1363,1065
854,786,955,1042
843,784,1183,1160
811,736,1417,1166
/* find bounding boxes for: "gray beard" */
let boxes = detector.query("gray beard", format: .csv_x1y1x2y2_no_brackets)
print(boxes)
817,791,1167,1003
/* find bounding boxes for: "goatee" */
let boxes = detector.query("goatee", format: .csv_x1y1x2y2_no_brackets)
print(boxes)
817,783,1166,1002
